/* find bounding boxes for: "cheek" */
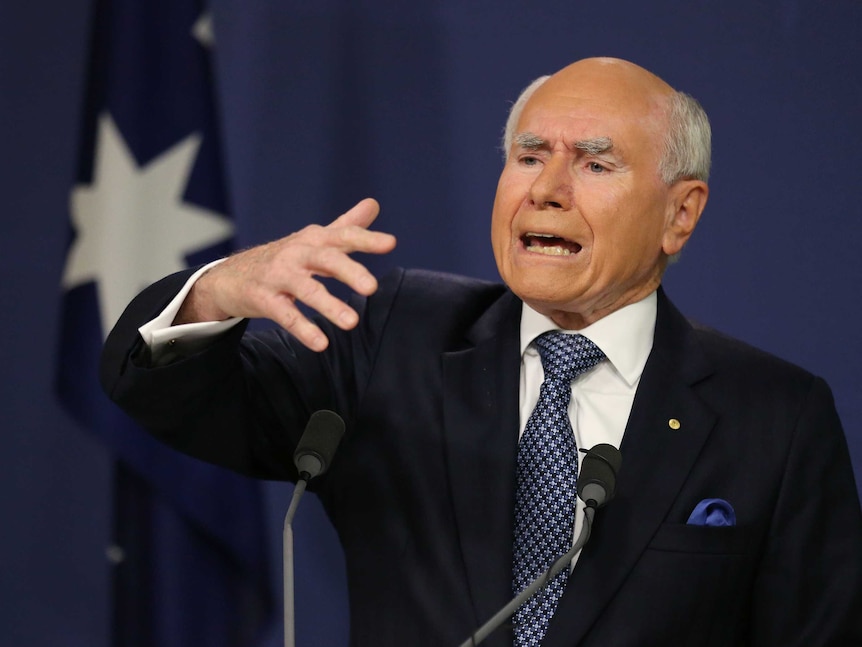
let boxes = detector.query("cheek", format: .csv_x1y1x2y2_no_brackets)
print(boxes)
489,201,510,266
491,176,523,238
498,162,535,198
587,196,663,268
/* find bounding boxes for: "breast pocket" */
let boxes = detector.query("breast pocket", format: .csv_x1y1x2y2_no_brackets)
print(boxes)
591,523,758,645
648,522,752,555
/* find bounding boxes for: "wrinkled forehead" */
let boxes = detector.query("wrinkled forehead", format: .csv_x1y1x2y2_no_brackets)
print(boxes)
517,64,672,151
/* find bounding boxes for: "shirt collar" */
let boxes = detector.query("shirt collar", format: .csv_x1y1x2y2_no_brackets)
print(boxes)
519,291,657,387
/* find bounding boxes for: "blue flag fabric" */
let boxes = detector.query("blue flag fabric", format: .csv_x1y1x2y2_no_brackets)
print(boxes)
57,0,273,644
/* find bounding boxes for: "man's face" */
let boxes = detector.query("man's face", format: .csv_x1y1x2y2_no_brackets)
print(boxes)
491,59,696,329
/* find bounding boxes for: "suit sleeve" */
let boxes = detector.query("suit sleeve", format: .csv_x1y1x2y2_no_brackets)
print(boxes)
99,267,404,482
750,376,862,646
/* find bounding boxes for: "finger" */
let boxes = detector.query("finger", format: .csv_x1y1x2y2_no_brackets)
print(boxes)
287,273,361,328
328,197,380,229
266,294,331,352
303,246,381,297
330,224,397,256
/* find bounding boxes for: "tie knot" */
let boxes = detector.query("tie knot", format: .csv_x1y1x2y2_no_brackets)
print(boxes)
534,331,606,383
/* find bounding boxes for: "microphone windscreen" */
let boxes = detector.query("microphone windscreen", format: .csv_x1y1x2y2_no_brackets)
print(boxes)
293,410,346,479
578,443,622,507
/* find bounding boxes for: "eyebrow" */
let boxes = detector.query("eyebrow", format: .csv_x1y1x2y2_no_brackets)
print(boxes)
513,133,614,156
513,133,546,149
573,136,614,155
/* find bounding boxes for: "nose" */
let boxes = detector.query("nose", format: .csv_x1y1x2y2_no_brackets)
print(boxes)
529,155,572,210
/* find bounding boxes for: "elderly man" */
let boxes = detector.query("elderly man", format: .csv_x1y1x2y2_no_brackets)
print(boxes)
102,58,862,646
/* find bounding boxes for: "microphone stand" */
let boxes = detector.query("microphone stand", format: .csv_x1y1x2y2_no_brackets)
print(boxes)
281,409,345,647
458,504,597,647
283,477,309,647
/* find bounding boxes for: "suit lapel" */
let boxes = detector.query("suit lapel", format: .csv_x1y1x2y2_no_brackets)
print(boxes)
545,289,718,646
442,290,522,638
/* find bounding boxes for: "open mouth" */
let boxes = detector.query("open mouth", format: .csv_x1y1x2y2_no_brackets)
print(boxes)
522,232,583,256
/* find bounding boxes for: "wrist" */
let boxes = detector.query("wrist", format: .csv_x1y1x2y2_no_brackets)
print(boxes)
172,270,230,324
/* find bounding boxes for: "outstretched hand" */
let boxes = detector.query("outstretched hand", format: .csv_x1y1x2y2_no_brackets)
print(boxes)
174,198,396,351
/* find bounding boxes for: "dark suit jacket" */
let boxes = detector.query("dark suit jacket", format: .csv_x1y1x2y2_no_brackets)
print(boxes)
102,267,862,646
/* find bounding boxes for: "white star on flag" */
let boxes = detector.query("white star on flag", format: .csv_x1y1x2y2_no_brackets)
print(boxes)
62,111,234,337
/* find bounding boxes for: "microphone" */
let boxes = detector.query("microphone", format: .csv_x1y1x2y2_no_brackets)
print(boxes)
294,409,346,479
459,444,622,647
283,410,346,647
578,443,622,508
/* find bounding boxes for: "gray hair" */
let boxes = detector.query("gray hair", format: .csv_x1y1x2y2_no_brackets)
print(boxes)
659,91,711,183
502,75,551,157
501,77,712,185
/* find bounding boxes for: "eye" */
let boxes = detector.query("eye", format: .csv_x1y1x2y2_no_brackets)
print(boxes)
520,155,540,167
588,161,606,173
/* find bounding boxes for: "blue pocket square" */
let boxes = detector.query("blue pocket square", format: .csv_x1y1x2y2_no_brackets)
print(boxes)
687,498,736,527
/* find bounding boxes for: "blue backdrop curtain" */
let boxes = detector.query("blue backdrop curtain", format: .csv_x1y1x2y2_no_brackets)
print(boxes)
1,1,860,645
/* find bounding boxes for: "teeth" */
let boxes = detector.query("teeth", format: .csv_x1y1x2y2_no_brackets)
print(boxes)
526,244,571,256
524,232,574,256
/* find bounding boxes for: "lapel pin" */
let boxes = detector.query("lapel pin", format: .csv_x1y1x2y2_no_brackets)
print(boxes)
668,418,681,430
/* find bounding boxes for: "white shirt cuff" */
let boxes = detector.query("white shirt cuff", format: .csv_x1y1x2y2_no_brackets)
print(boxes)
138,259,243,360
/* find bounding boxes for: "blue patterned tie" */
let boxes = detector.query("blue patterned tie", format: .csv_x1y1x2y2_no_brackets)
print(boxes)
512,332,606,646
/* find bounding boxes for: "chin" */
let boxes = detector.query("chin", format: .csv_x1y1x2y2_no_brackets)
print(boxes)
510,280,580,311
505,259,581,294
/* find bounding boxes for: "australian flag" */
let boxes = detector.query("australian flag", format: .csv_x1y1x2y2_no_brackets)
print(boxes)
57,1,274,645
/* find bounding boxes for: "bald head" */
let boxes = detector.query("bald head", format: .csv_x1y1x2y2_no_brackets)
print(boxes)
503,57,711,184
537,57,675,107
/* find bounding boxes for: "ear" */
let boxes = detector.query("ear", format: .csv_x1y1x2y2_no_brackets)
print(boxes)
662,180,708,256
